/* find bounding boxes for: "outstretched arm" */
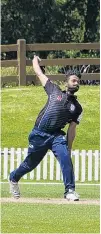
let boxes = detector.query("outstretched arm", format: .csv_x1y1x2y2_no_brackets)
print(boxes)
32,55,48,86
67,122,77,151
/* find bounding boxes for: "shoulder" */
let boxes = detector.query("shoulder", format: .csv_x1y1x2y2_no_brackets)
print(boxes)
75,99,83,113
44,79,62,96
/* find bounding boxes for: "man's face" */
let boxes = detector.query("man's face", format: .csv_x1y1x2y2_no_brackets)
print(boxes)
66,75,80,93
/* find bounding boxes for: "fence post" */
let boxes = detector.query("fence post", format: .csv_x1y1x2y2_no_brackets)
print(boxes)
81,150,86,182
49,151,54,180
74,150,79,181
17,39,26,86
88,150,92,181
94,150,99,181
43,154,48,180
3,148,8,179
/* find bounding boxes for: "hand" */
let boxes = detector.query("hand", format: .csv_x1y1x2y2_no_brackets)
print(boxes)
32,55,41,65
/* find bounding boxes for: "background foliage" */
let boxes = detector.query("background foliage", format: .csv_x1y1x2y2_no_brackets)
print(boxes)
1,0,100,59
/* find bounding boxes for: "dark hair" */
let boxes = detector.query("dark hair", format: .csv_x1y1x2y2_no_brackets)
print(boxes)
65,69,81,80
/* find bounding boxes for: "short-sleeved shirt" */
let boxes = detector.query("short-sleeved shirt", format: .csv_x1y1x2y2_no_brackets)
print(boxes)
34,79,83,133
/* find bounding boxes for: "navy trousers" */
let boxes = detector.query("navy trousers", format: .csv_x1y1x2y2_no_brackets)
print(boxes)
10,128,75,194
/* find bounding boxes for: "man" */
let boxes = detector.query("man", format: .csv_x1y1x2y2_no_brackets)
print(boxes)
9,55,83,201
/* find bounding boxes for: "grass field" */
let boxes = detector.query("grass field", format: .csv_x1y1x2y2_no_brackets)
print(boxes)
1,85,100,149
1,183,100,233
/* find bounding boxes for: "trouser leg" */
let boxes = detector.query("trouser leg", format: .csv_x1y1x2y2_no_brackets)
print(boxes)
51,135,75,195
10,128,52,182
10,148,48,182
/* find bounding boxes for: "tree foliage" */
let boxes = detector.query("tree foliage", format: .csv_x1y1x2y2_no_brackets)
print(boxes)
1,0,57,44
1,0,100,59
84,0,100,42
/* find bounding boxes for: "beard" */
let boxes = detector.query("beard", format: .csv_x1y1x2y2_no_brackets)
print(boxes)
67,85,79,94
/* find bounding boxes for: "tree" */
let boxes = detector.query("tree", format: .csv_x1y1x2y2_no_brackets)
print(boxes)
1,0,100,60
1,0,57,59
84,0,100,42
52,0,87,43
1,0,57,44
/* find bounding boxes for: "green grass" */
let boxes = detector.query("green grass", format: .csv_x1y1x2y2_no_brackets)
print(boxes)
1,183,100,199
1,203,99,233
1,85,100,149
1,184,100,233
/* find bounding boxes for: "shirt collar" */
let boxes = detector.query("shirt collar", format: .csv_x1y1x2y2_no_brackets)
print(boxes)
62,90,77,99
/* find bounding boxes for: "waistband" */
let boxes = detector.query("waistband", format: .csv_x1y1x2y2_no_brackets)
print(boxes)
33,126,52,136
33,126,66,136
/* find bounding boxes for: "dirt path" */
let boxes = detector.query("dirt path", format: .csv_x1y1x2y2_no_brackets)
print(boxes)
1,198,100,205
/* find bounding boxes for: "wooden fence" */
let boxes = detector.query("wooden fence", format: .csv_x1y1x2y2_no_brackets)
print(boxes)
1,39,100,86
1,148,100,182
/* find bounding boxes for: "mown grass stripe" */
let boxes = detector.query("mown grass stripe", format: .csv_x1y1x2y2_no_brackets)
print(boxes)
0,182,100,185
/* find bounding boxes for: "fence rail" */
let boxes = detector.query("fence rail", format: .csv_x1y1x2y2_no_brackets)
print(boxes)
0,148,100,182
1,39,100,86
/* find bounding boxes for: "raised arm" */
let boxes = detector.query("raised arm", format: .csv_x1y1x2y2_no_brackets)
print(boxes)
32,55,48,87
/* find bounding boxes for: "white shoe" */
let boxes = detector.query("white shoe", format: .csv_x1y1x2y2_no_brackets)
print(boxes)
9,180,20,199
65,189,79,201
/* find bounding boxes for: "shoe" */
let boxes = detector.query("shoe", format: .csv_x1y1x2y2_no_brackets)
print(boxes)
64,189,79,201
9,179,20,199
